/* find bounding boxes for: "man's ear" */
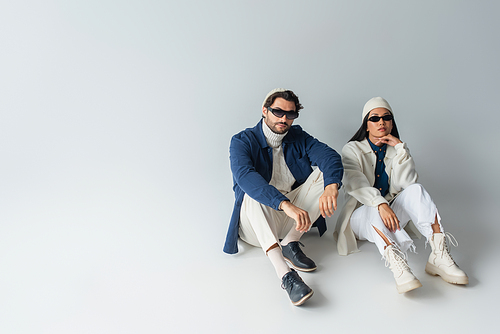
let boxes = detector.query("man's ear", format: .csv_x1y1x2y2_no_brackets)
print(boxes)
262,106,267,118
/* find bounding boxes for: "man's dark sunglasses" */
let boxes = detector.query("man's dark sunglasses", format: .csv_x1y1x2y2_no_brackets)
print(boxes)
368,114,393,122
267,107,299,120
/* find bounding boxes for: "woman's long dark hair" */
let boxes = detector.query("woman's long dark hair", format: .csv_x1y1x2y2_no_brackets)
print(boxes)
349,111,400,142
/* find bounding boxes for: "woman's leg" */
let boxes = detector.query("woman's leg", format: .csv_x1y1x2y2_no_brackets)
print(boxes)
351,205,415,255
390,184,468,284
390,183,442,241
350,205,421,293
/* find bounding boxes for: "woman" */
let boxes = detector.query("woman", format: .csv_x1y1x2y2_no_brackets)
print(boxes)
334,97,468,293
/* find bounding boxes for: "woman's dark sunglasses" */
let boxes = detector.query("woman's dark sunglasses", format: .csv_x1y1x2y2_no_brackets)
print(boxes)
267,107,299,120
368,114,393,122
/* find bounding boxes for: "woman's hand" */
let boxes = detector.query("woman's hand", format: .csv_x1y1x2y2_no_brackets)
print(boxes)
378,203,400,232
374,134,402,147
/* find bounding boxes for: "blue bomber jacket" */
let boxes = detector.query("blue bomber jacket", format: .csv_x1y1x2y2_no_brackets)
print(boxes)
224,120,343,254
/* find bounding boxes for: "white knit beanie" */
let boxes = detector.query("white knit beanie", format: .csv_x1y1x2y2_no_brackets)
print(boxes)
262,88,287,108
362,97,393,121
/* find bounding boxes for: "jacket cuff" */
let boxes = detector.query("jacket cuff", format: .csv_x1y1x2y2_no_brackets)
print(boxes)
371,196,389,207
394,142,407,151
271,194,289,211
325,181,342,190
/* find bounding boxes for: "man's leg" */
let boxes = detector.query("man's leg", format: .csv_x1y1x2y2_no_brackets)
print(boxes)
265,243,291,279
282,168,325,237
239,194,314,305
239,193,283,254
279,168,325,271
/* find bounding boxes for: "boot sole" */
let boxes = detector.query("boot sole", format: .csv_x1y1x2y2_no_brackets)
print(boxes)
396,279,422,294
292,290,314,306
284,257,317,272
425,263,469,285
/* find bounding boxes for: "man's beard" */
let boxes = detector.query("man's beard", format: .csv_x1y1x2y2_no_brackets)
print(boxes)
268,121,290,134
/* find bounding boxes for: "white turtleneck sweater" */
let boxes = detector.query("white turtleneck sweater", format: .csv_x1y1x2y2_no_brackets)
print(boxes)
262,121,296,194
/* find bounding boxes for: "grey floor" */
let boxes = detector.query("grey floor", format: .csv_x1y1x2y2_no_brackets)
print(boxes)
1,183,497,333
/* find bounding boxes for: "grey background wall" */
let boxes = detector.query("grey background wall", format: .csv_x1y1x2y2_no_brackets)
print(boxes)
1,1,498,333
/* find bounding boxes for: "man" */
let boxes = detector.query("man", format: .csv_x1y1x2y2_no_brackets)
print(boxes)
224,88,343,306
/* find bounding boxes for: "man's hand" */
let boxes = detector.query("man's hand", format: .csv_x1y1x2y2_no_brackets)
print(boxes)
378,203,400,232
280,201,311,232
319,183,339,218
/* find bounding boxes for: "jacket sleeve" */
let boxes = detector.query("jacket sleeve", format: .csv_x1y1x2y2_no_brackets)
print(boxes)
230,135,288,210
303,131,344,188
388,142,418,193
342,143,388,208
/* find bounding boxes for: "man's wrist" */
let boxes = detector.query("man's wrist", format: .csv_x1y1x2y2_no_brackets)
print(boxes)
325,183,339,190
279,200,290,211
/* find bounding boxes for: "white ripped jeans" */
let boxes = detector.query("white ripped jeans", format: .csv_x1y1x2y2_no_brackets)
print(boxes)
350,183,443,256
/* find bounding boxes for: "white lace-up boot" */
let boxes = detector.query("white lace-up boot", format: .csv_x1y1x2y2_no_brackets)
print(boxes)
384,245,422,293
425,232,468,285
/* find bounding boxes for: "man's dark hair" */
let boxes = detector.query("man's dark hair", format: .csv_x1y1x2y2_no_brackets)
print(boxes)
263,90,303,111
349,112,400,142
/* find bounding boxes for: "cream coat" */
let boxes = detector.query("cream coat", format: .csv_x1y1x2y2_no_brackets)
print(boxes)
334,139,419,255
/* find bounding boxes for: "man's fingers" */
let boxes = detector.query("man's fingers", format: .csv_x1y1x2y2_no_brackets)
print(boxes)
320,199,332,217
296,216,304,231
325,198,332,216
303,213,311,232
319,202,326,218
295,212,310,232
320,202,327,218
320,197,336,218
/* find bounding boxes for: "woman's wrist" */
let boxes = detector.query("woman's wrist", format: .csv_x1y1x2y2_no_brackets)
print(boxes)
378,203,389,211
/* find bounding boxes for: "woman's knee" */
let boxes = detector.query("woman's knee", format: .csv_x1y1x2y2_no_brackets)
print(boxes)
404,183,435,202
405,183,423,193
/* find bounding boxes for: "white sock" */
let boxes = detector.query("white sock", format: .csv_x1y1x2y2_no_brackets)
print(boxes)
267,247,291,280
281,228,304,246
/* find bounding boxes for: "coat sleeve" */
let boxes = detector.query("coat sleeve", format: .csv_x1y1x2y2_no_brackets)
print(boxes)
342,143,389,208
388,142,418,194
303,131,344,188
230,135,288,210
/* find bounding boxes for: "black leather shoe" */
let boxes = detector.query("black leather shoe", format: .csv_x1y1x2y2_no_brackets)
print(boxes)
282,241,317,272
281,269,313,306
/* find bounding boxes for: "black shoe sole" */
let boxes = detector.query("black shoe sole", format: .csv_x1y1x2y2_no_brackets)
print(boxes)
292,290,314,306
284,257,317,272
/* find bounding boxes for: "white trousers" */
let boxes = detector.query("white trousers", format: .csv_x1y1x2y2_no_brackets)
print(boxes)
350,183,443,255
239,168,324,253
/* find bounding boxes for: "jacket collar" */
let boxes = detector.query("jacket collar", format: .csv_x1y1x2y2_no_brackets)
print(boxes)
360,138,397,158
251,120,269,148
359,138,373,154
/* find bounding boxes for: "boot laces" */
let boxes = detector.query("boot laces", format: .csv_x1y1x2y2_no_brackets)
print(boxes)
438,232,458,263
385,246,411,272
